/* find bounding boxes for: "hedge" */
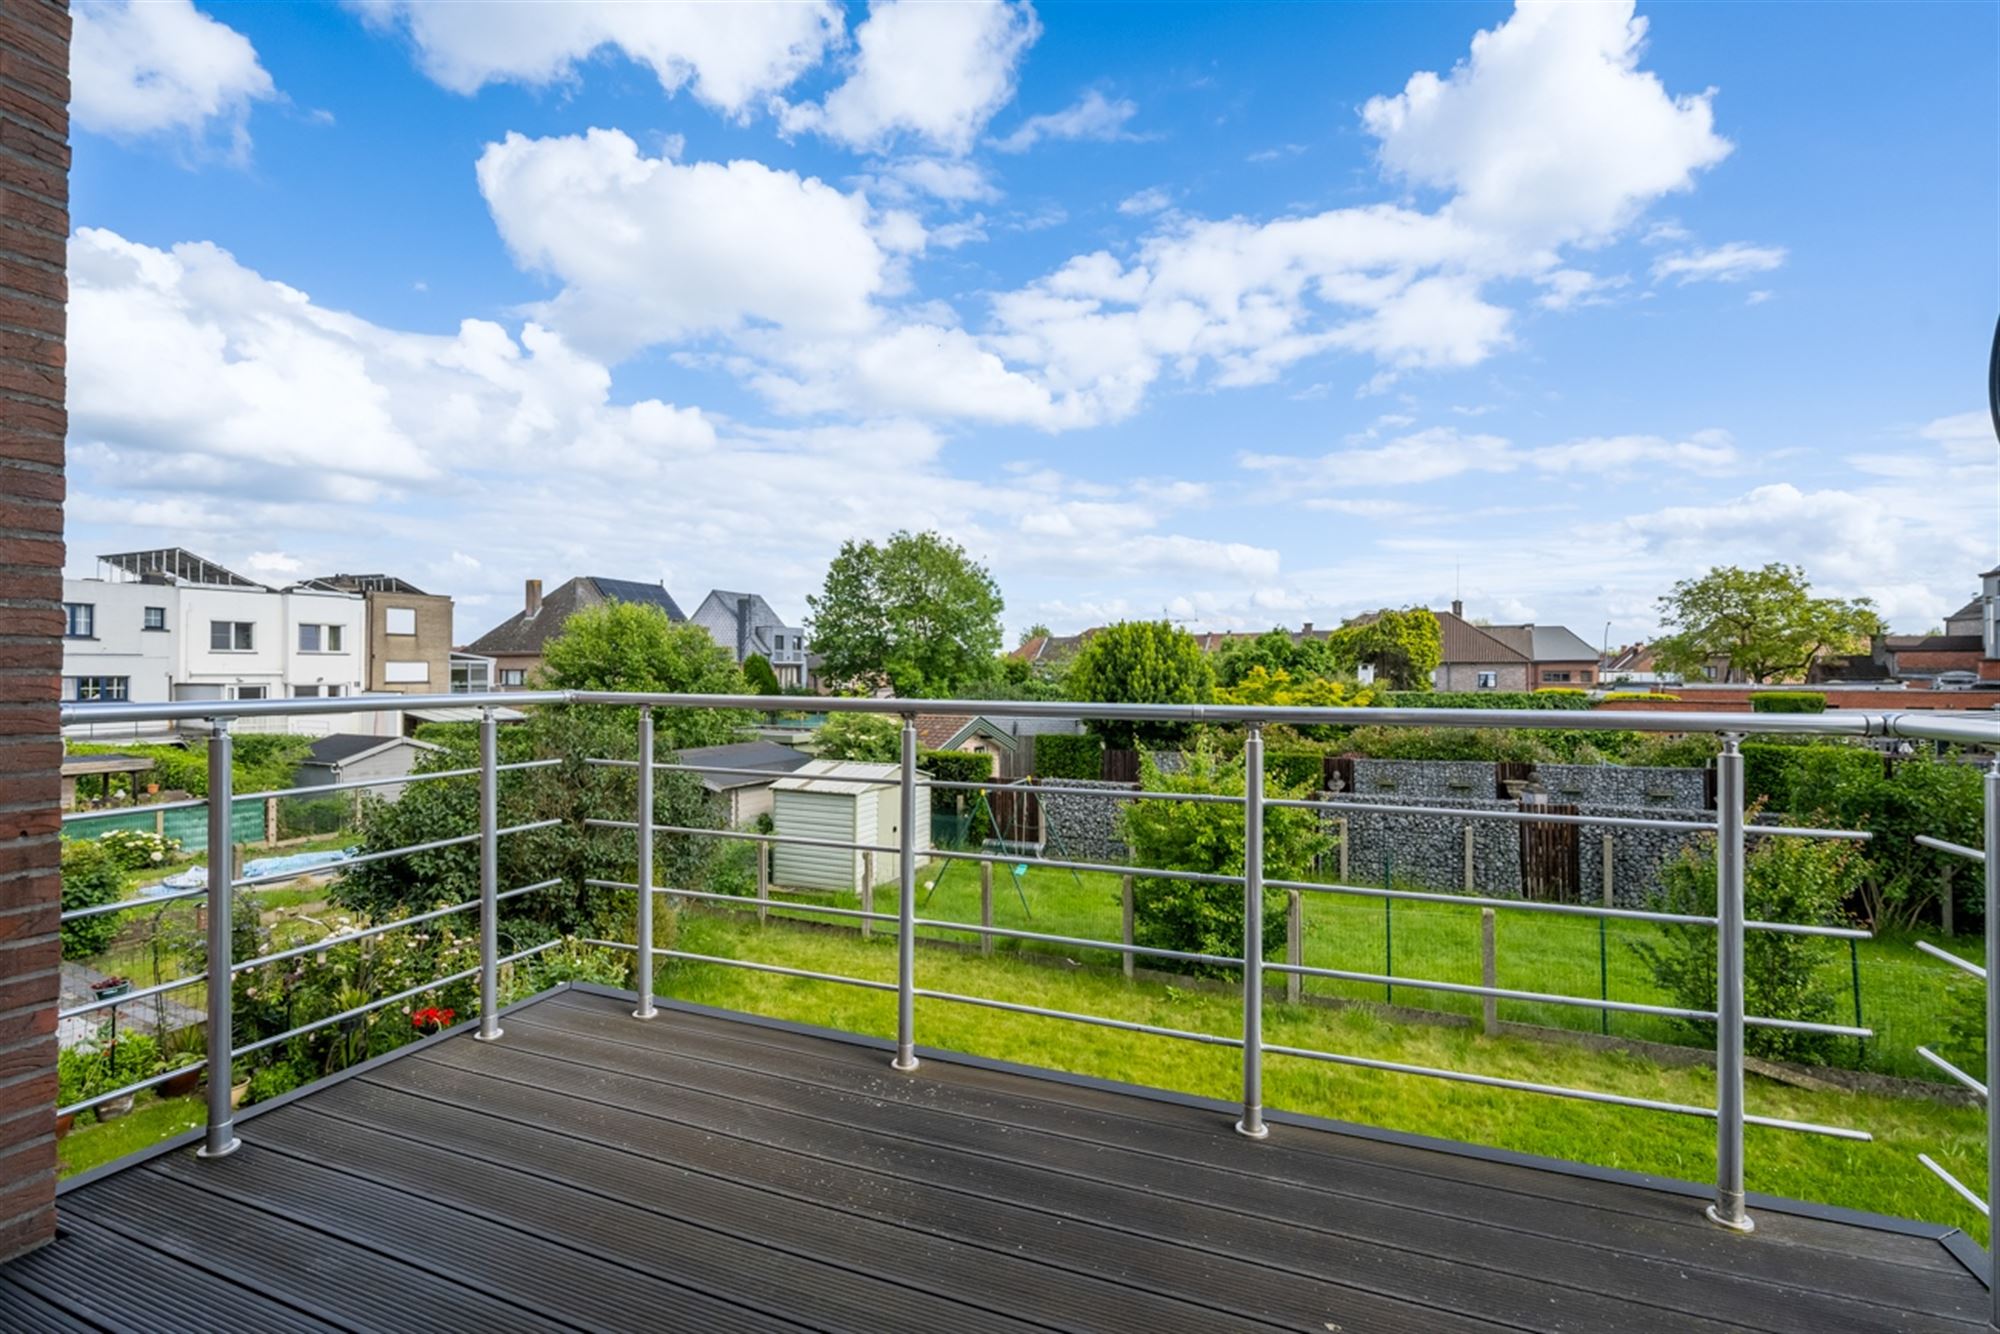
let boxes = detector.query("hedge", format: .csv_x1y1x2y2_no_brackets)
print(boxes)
1741,742,1878,810
917,749,995,786
1034,733,1104,781
1267,748,1326,790
1378,690,1595,711
1751,691,1827,714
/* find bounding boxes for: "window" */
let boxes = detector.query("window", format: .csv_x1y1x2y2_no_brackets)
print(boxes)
143,606,166,632
298,624,345,652
70,676,128,702
774,634,784,651
235,685,267,700
1542,670,1573,684
385,607,417,636
1476,671,1498,689
63,603,93,638
292,685,345,698
384,660,429,684
210,621,254,652
499,668,527,687
451,659,491,693
299,624,319,652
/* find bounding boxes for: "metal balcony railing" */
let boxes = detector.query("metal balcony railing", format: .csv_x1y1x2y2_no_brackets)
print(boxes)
51,689,2000,1301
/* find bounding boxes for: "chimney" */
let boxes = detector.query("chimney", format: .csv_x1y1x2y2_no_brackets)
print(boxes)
1301,622,1313,635
525,579,543,618
1451,599,1463,618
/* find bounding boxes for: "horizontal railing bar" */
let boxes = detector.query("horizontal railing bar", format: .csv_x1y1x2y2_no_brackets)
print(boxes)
927,845,1244,887
230,818,562,889
1264,875,1870,939
233,877,565,975
231,939,559,1060
56,687,2000,749
1916,835,1985,864
235,765,481,804
1271,795,1871,841
59,971,209,1020
589,939,898,992
1266,962,1713,1021
584,878,897,925
62,885,204,922
1919,1154,1989,1216
1263,1042,1868,1138
1917,1046,1987,1097
912,918,1244,968
914,987,1245,1047
1917,939,1987,979
63,795,208,822
584,819,902,857
931,778,1246,805
1743,1015,1874,1038
498,758,564,772
59,1059,207,1118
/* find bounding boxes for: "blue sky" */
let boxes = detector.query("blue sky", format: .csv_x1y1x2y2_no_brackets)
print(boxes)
63,0,1998,648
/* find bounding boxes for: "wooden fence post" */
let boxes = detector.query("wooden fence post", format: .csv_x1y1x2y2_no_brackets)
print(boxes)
1337,817,1349,882
1121,874,1135,980
1481,908,1498,1036
861,851,875,939
1601,833,1615,906
264,797,277,844
1285,890,1302,1004
980,861,994,957
1463,823,1475,892
756,842,769,927
153,808,164,839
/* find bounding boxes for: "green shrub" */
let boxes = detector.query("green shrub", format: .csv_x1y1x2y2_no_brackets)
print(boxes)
1119,746,1329,969
1379,690,1594,711
59,839,124,958
66,742,206,796
1266,748,1326,790
1751,691,1827,714
812,712,902,762
1533,686,1589,697
58,1030,164,1108
919,749,998,845
1341,725,1556,764
1631,836,1863,1063
743,653,782,695
94,828,180,871
1033,733,1103,781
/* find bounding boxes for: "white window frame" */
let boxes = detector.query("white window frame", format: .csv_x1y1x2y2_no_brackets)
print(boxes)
385,606,417,636
211,621,255,652
1476,671,1498,689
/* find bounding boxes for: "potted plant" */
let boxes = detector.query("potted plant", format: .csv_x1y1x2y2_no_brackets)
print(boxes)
90,975,132,1001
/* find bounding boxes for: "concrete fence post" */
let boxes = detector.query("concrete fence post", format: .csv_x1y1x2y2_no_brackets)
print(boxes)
1463,823,1475,892
861,850,876,939
1480,909,1499,1036
1121,874,1135,978
1602,833,1615,906
1337,817,1349,882
264,796,277,844
1286,890,1302,1004
756,842,769,926
980,861,995,957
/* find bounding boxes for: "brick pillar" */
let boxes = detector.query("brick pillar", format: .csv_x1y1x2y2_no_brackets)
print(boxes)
0,0,70,1267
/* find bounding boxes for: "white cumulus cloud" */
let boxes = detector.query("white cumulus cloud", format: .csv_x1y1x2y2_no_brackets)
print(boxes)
1651,241,1788,284
992,90,1139,153
71,0,277,157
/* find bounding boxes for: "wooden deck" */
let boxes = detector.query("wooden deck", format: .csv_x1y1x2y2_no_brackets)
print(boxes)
1,986,1987,1332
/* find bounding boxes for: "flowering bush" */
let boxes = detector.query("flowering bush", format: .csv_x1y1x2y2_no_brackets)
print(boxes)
411,1006,456,1033
95,828,182,871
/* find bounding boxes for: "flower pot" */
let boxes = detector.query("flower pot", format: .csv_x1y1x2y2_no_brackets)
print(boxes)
159,1067,201,1098
90,981,132,1001
97,1093,134,1120
230,1080,250,1110
54,1112,74,1138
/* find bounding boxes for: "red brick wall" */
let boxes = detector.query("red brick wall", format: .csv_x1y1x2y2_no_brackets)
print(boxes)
0,0,67,1266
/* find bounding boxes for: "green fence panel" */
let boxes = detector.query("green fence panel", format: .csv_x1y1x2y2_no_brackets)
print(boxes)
66,798,264,855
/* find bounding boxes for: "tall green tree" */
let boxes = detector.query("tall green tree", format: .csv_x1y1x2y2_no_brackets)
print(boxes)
805,530,1004,695
538,601,751,747
1326,608,1442,690
1017,622,1052,647
1066,620,1213,747
1652,564,1883,683
811,712,903,762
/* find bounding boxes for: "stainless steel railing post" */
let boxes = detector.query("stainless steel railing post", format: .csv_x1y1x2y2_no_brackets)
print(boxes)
196,718,239,1159
475,706,503,1042
1238,722,1269,1140
1985,757,2000,1326
634,705,658,1020
1707,734,1751,1231
893,715,920,1072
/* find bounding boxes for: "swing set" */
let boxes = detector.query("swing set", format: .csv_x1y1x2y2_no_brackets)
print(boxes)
921,780,1083,920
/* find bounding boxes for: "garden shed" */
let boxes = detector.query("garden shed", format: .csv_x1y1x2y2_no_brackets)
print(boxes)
770,760,930,894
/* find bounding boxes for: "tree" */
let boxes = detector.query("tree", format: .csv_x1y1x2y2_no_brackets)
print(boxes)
1326,608,1442,690
1066,620,1213,747
805,531,1004,695
1212,666,1371,709
1651,564,1883,683
1017,622,1052,647
742,653,782,695
811,712,903,762
1214,629,1328,687
538,601,751,747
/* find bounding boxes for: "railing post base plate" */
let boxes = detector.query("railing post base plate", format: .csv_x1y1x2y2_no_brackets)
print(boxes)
197,1136,241,1160
1704,1203,1755,1234
1234,1117,1269,1141
632,1006,658,1020
474,1028,504,1043
891,1055,920,1073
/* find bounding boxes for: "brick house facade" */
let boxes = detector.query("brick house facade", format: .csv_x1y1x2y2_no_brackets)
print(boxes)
0,0,69,1265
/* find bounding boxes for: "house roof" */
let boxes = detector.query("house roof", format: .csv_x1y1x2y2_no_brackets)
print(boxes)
772,759,908,796
464,576,686,657
671,740,812,792
98,548,265,589
1526,625,1600,662
1946,597,1985,622
913,714,965,749
914,711,1086,752
301,573,431,596
1431,611,1530,665
1886,634,1984,653
304,733,440,768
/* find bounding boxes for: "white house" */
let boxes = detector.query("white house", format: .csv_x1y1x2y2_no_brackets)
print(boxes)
690,590,808,686
62,549,375,737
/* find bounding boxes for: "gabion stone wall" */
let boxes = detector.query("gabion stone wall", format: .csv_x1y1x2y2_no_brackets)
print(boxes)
1331,796,1525,896
1539,764,1708,810
1574,808,1712,907
1036,778,1133,863
1348,760,1498,800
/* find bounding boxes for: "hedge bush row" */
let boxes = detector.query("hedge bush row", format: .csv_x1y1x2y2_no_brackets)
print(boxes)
1377,690,1596,711
1751,690,1827,713
1033,733,1104,780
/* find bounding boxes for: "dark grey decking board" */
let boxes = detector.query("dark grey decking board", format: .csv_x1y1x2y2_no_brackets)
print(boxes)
0,988,1985,1334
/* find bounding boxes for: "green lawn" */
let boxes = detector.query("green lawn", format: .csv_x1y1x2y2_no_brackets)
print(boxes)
729,858,1973,1083
653,906,1990,1244
56,1092,203,1179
